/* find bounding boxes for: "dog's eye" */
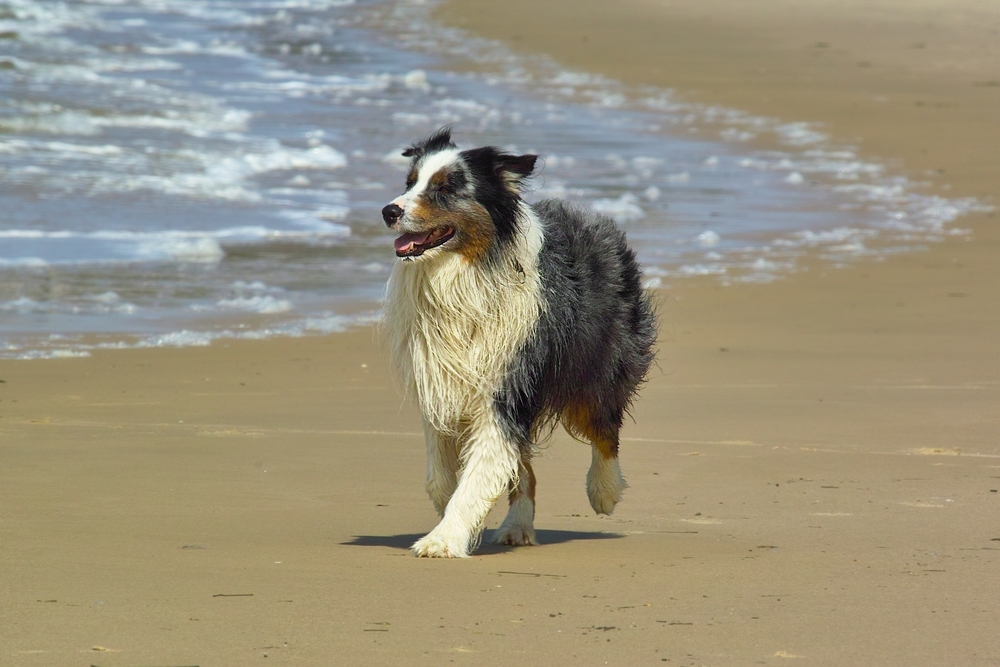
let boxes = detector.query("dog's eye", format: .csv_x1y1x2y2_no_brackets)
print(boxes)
405,176,416,190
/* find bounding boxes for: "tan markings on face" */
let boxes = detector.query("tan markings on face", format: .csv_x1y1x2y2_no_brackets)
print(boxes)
562,402,620,458
429,168,449,189
406,198,495,264
453,202,495,263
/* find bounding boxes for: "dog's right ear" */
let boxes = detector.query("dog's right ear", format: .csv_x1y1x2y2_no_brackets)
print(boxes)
403,127,456,159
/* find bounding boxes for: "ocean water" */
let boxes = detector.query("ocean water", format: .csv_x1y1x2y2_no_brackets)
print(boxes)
0,0,987,359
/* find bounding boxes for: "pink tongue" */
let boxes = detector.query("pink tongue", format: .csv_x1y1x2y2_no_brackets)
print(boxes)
394,230,433,254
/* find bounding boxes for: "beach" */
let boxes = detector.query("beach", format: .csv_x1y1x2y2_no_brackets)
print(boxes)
3,1,999,665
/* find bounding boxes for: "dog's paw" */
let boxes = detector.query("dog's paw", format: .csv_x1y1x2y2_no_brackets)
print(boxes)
493,524,538,547
587,454,626,515
587,476,624,514
411,529,470,558
588,492,619,515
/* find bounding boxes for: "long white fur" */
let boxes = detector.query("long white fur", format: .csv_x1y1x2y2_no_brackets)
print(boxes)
384,196,545,557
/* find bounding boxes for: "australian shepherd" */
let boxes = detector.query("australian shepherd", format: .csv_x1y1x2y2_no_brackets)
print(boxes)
382,128,657,558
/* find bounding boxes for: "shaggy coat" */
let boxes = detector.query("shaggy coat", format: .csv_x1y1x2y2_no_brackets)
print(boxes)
382,129,656,557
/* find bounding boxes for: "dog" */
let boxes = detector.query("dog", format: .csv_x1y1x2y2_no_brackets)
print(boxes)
382,128,656,558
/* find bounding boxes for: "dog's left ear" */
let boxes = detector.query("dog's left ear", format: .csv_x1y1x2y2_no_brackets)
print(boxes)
496,153,537,192
403,127,456,159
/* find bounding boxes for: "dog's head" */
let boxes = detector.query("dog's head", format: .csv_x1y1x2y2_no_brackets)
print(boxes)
381,128,537,262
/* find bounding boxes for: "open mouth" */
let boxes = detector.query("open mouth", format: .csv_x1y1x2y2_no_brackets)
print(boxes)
393,226,455,258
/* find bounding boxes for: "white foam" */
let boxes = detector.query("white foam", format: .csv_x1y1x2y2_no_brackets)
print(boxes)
0,292,137,315
139,330,215,348
138,237,225,263
0,257,49,268
214,296,293,314
697,231,721,247
7,349,93,360
117,311,377,352
432,98,491,115
82,142,348,202
231,280,280,292
679,263,727,276
141,40,251,59
403,69,430,90
277,209,352,230
0,224,350,266
591,193,645,223
776,122,827,146
87,292,138,314
0,297,43,314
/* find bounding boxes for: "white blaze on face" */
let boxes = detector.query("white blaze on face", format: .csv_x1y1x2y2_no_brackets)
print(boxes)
390,149,461,220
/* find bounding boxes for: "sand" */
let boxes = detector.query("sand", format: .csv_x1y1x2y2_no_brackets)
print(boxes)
3,2,999,665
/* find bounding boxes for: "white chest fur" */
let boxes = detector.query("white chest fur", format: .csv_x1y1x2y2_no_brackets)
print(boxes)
383,209,544,434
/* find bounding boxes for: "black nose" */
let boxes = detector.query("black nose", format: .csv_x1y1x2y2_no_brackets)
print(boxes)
382,203,403,227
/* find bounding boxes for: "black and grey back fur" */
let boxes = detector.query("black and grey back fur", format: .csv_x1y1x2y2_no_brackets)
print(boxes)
497,199,657,452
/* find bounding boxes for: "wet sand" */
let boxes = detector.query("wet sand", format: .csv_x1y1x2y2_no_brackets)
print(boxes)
3,1,1000,665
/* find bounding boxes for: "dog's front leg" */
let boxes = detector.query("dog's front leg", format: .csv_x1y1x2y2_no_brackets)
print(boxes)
412,413,519,558
423,419,459,517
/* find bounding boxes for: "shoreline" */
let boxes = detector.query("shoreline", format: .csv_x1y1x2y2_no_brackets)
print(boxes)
4,1,993,360
3,1,1000,664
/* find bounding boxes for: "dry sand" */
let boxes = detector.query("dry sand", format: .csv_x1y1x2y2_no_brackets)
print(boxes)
3,1,1000,665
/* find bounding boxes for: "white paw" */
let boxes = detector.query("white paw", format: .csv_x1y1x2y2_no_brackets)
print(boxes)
493,523,538,546
588,487,620,515
587,455,626,515
411,528,470,558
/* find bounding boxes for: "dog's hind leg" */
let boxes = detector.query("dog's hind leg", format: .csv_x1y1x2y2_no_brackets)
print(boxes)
423,420,459,517
586,435,626,515
493,454,537,546
563,402,627,515
412,412,519,558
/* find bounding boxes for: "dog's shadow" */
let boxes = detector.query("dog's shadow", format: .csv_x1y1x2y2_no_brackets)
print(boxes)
342,529,622,553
